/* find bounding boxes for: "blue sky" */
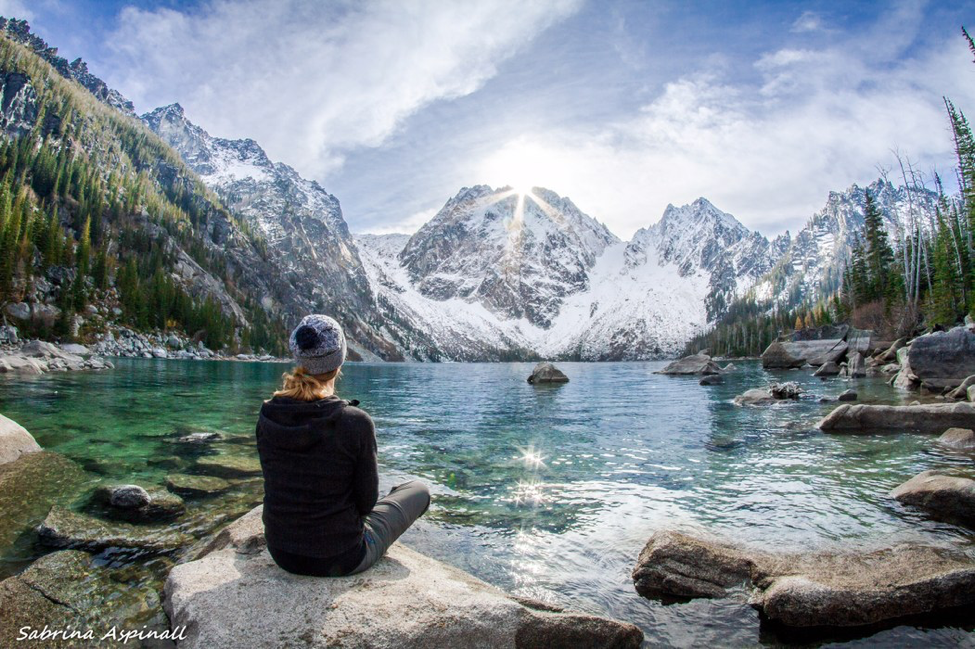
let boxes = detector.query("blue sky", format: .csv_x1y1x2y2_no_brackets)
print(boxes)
7,0,975,238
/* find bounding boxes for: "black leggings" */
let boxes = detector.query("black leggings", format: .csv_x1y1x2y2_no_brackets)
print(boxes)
268,480,431,577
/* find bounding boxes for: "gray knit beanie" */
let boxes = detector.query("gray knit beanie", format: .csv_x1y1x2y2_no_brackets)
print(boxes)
289,314,346,374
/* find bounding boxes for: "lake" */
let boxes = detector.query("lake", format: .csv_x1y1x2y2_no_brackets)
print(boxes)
1,358,973,647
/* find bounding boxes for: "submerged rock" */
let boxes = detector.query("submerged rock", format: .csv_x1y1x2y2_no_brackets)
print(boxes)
817,402,975,434
105,484,151,508
699,374,723,386
890,470,975,524
166,473,232,497
0,413,41,466
938,427,975,450
166,506,643,649
37,505,190,553
527,361,569,384
0,550,171,648
174,431,223,444
195,454,263,478
837,389,857,402
0,451,91,552
656,352,721,375
632,530,975,628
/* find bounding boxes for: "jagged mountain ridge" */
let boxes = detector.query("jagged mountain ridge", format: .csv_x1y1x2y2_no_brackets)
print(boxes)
141,103,406,360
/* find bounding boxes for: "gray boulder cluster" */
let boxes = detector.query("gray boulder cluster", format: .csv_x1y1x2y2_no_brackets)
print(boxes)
760,324,890,378
0,339,113,375
92,327,218,360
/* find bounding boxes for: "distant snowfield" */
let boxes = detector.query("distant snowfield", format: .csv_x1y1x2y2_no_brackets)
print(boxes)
356,234,713,360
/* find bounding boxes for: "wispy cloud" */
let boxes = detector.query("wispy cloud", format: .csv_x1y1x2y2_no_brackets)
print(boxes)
103,0,582,176
790,10,823,33
476,6,975,238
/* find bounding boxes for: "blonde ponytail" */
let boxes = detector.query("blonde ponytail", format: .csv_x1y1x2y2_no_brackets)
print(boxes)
273,366,341,401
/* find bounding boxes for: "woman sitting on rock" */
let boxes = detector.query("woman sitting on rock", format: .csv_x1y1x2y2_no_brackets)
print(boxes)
256,314,430,576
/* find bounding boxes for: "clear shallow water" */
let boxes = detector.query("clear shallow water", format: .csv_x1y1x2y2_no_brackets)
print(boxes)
1,359,974,647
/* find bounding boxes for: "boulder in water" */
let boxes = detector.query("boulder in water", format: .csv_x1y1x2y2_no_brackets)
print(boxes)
905,327,975,390
769,382,801,399
938,427,975,450
0,413,41,466
104,484,151,508
93,484,186,522
699,374,723,386
837,389,857,402
734,389,777,406
166,506,644,648
656,353,721,375
818,402,975,434
813,361,840,377
761,340,846,369
632,530,975,627
842,352,865,378
890,470,975,525
527,361,569,384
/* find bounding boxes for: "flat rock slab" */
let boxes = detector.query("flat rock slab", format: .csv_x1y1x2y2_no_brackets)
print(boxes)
632,530,975,628
166,473,232,497
37,505,190,553
0,413,41,466
817,402,975,434
92,485,187,522
890,470,975,525
0,550,170,648
166,506,643,649
195,454,263,478
656,353,721,375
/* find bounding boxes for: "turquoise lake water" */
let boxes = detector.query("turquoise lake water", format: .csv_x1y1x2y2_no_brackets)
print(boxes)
1,358,974,647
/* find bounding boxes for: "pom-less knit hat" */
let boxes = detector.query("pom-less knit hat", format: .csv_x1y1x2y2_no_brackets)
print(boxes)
289,314,346,374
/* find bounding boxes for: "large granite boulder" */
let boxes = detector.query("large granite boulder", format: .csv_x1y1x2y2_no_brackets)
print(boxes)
817,402,975,434
904,327,975,390
890,470,975,525
37,505,190,553
166,506,643,649
762,340,846,369
527,362,569,384
0,413,41,466
0,550,172,648
656,353,721,375
632,530,975,627
841,352,865,378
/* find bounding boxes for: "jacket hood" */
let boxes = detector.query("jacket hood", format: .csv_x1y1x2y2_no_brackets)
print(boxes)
257,396,348,452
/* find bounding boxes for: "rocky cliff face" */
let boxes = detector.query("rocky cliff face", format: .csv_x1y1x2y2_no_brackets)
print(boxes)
142,104,402,360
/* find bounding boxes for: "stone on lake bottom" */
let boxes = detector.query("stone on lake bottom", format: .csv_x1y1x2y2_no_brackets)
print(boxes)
195,454,263,478
37,505,190,553
166,473,232,497
166,506,643,648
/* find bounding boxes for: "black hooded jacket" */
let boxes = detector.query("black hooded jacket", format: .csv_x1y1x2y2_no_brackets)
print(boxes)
255,395,379,560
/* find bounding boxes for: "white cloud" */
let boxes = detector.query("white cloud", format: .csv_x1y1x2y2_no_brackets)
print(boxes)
103,0,581,178
791,11,823,33
0,0,34,20
475,16,975,239
362,206,439,235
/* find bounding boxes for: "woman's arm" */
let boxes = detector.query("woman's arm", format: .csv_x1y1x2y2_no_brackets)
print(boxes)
351,410,379,515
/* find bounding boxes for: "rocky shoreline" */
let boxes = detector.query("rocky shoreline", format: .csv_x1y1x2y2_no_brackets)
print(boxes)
0,325,289,376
